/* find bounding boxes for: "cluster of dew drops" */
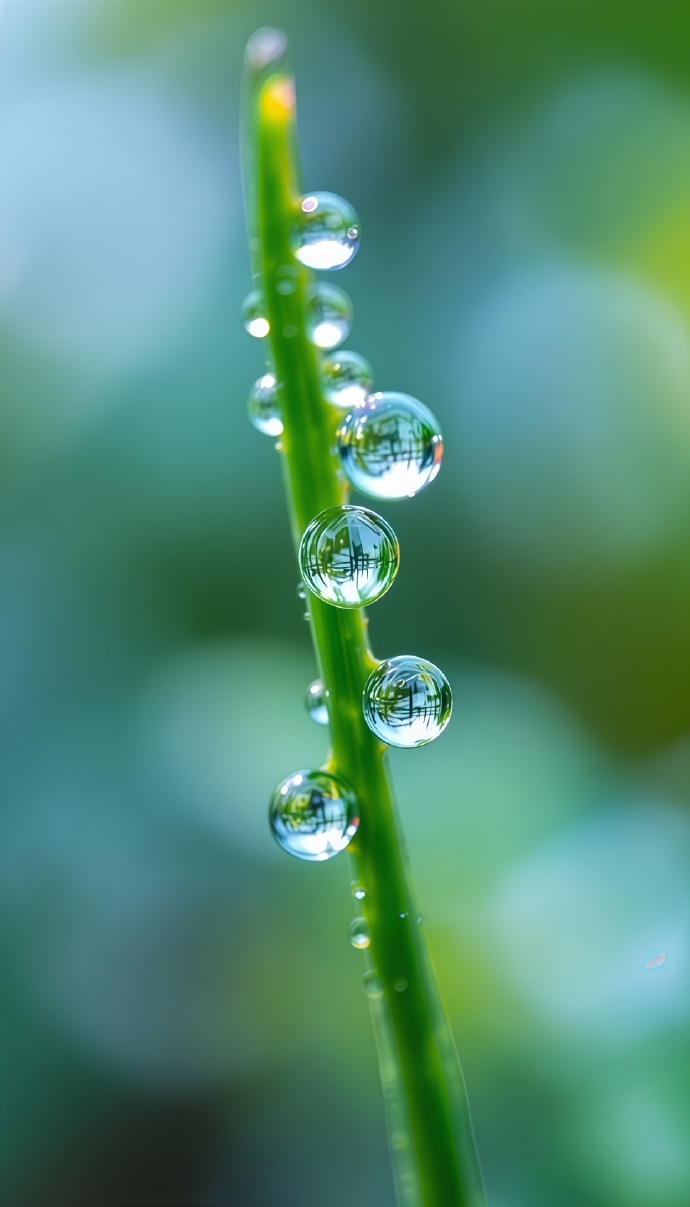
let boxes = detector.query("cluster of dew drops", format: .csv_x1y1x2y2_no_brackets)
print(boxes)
242,191,451,982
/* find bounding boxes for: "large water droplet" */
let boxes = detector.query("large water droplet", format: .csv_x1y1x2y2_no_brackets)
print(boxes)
241,289,270,338
305,679,329,726
291,192,360,270
299,505,399,609
322,350,374,408
247,373,282,436
363,970,384,999
307,283,352,350
337,392,443,499
349,917,371,949
363,656,452,747
269,769,358,861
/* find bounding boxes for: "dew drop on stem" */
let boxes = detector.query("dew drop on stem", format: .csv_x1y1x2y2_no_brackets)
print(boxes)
291,191,360,270
322,350,374,408
247,373,282,436
304,678,329,726
269,769,358,861
241,289,270,338
363,656,452,747
337,392,443,499
299,505,399,608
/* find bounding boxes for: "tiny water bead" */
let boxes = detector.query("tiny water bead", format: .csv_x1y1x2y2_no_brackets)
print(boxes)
337,392,443,499
241,289,269,338
305,679,329,726
247,373,282,436
291,192,360,270
269,769,358,862
322,350,374,408
394,978,408,993
349,918,370,950
363,656,453,747
299,505,399,609
307,283,352,350
351,882,366,901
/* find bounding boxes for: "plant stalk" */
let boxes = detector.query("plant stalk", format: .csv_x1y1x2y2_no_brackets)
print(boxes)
241,30,487,1207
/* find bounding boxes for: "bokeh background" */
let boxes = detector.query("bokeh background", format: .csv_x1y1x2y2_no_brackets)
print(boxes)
1,2,689,1205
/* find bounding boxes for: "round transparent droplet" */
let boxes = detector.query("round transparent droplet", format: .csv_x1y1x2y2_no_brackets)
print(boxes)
241,289,270,339
305,679,329,726
337,392,443,499
363,656,452,747
322,350,374,408
247,373,282,436
349,917,370,950
291,192,360,270
307,283,352,350
351,882,366,901
297,582,306,600
394,978,408,993
363,970,384,999
269,769,358,862
299,505,399,609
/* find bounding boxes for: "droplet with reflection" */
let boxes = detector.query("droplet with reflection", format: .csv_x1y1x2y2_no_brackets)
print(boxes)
337,392,443,499
307,283,352,350
363,656,452,747
305,679,329,726
241,289,270,338
269,769,358,861
247,373,282,436
291,192,360,270
299,505,399,608
322,350,374,408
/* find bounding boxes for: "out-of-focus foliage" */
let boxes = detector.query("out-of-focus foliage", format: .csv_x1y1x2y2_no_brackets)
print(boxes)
0,2,688,1205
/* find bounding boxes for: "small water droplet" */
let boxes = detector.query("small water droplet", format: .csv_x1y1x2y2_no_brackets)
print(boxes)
306,283,352,350
351,882,366,900
274,439,283,452
363,970,384,999
392,1132,409,1150
303,610,311,621
241,290,270,338
393,978,408,993
305,678,329,726
399,911,408,920
337,392,443,499
417,914,423,924
283,323,298,338
247,373,283,436
291,192,360,270
276,278,297,296
349,917,370,949
297,583,306,600
322,350,374,408
299,505,399,609
363,656,452,747
269,769,358,861
645,952,667,970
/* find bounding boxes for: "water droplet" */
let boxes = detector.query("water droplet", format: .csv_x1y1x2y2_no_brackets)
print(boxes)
305,678,329,726
351,882,366,900
645,952,667,970
276,278,297,296
269,769,358,861
247,373,282,436
399,911,408,920
307,283,352,350
275,264,300,295
297,583,306,600
393,978,408,993
303,610,311,621
291,192,360,270
363,656,452,747
299,505,399,609
241,290,270,338
363,970,384,999
322,350,374,408
337,392,443,499
416,914,423,925
283,323,298,338
349,917,370,949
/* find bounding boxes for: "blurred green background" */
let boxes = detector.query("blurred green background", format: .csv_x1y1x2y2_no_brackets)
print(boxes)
1,1,689,1205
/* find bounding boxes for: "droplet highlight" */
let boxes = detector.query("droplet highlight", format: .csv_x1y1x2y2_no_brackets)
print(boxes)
247,373,282,436
337,392,443,499
363,656,452,747
351,882,366,901
291,192,360,270
307,283,352,350
349,917,370,949
241,289,270,338
299,505,399,609
322,350,374,408
269,769,358,862
305,679,329,726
